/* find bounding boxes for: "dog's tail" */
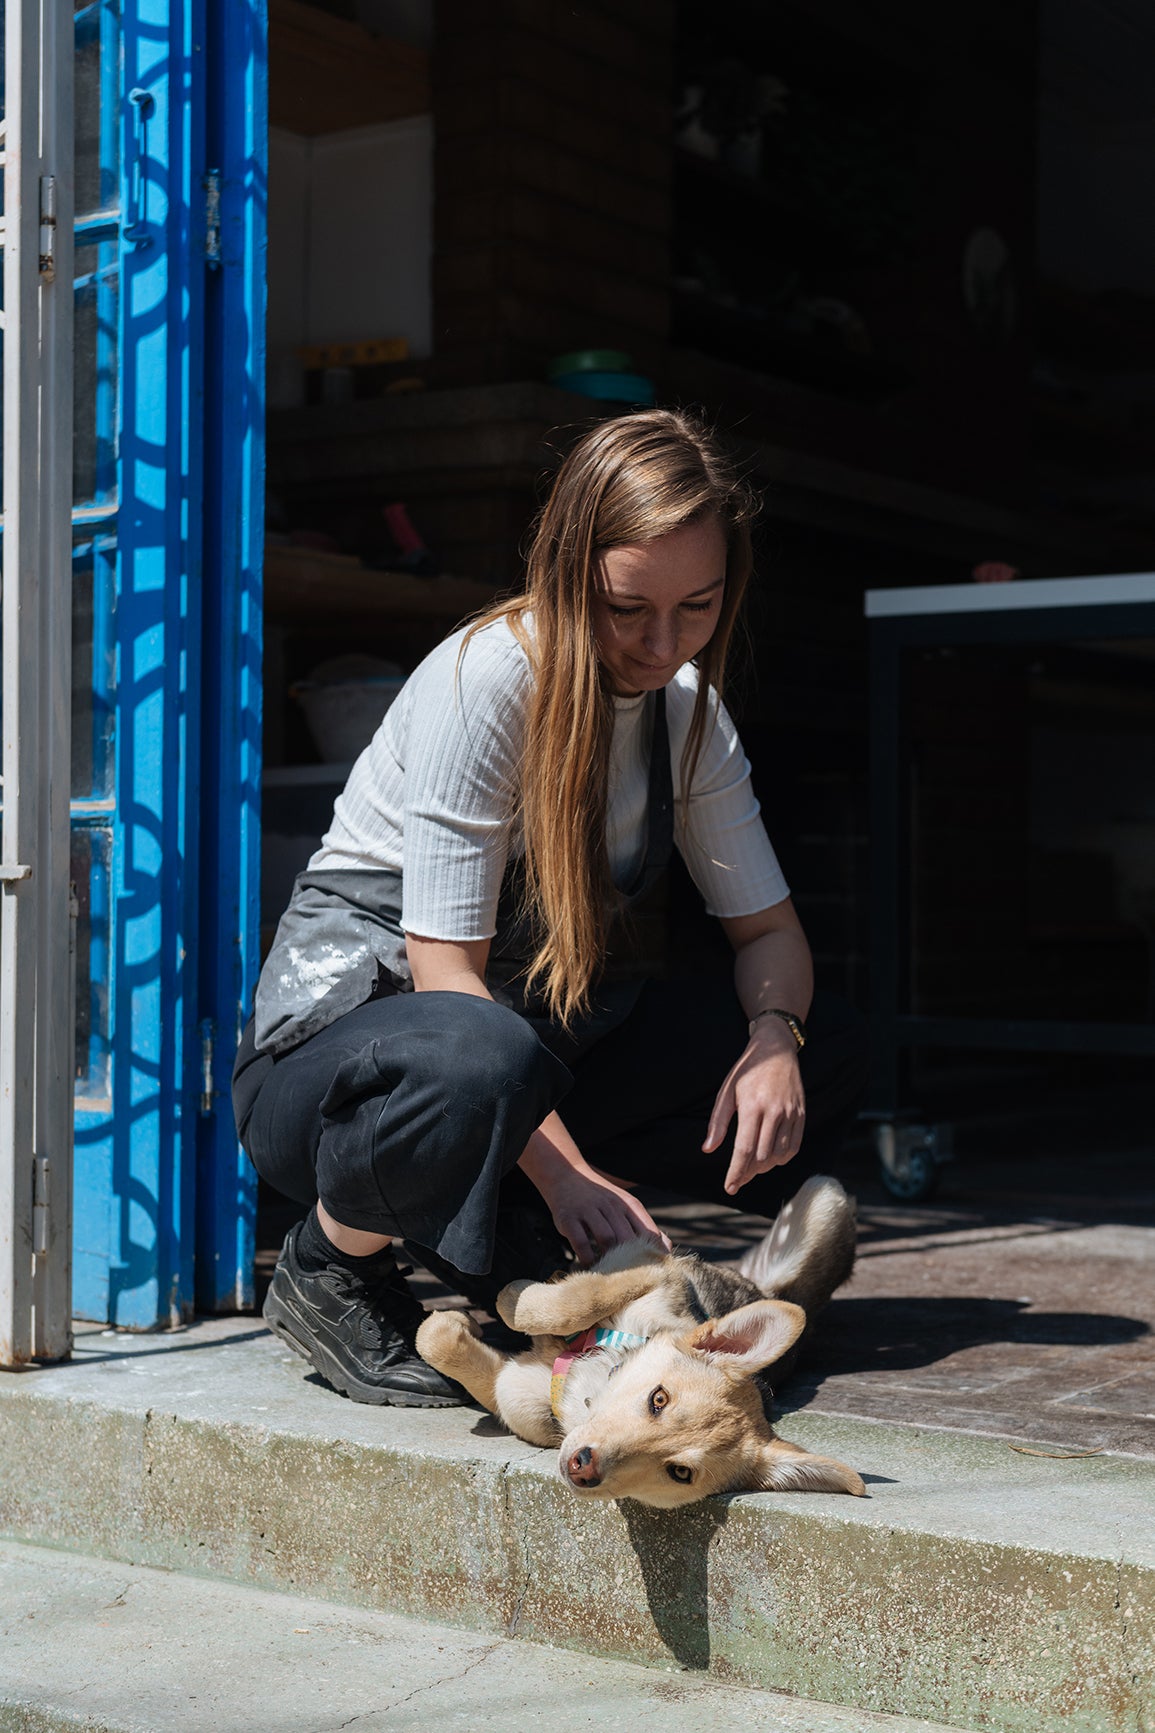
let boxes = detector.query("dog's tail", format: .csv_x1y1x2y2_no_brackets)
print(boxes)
738,1174,856,1316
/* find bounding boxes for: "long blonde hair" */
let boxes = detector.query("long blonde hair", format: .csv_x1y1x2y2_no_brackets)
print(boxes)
465,408,758,1025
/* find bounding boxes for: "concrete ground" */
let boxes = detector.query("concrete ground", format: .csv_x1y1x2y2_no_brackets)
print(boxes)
1,1314,1152,1730
3,1138,1150,1733
0,1538,963,1733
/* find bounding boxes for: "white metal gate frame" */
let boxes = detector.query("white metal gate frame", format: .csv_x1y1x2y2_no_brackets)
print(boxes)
0,0,75,1367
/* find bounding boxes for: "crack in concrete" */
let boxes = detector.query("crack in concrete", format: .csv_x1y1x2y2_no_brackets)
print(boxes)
500,1463,532,1639
315,1639,505,1730
1115,1553,1130,1662
101,1577,135,1610
52,1645,156,1702
142,1405,156,1483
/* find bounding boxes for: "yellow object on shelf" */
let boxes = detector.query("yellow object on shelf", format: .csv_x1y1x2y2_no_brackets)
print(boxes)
297,338,410,371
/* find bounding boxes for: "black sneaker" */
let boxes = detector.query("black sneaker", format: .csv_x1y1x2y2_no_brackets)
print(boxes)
263,1222,467,1407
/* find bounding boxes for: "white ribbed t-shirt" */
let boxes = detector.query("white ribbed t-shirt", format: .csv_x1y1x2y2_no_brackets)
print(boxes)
310,617,789,941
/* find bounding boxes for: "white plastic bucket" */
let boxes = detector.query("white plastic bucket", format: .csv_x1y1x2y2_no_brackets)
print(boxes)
294,675,407,762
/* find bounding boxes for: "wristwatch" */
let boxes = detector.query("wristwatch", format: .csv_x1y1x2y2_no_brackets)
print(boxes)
749,1007,808,1050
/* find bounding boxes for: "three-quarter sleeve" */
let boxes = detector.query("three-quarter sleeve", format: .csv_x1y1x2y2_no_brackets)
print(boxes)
669,673,790,917
397,633,530,942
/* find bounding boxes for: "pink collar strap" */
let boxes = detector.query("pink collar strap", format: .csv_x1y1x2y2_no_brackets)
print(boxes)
549,1325,648,1420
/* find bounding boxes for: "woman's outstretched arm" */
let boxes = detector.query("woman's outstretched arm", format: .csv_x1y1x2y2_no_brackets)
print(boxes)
704,898,815,1196
406,934,670,1264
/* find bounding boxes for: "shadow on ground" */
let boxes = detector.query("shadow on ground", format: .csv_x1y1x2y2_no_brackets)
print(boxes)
803,1294,1148,1382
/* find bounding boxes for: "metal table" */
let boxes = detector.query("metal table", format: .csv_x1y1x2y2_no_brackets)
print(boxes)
866,572,1155,1196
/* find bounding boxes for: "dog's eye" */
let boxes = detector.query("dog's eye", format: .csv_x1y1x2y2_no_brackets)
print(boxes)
648,1387,669,1415
666,1463,693,1484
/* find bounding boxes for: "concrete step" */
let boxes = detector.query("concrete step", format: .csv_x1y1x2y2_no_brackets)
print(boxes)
0,1537,967,1733
0,1319,1151,1733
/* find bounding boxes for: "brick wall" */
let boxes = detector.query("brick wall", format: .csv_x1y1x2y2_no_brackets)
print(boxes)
432,0,675,381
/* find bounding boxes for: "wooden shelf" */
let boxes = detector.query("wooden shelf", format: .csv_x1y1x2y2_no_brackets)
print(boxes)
266,382,596,497
263,545,504,624
269,0,429,136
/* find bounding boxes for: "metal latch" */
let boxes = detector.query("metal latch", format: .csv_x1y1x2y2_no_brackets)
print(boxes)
0,864,32,885
124,88,154,247
204,168,221,269
39,176,57,281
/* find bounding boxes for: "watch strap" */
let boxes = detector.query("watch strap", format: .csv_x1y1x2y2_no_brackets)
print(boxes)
749,1007,807,1049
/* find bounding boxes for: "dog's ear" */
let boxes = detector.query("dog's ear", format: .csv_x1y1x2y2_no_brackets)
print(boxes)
683,1299,805,1374
750,1440,866,1497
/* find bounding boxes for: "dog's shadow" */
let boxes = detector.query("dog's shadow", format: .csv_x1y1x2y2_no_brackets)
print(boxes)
467,1414,728,1668
617,1496,729,1670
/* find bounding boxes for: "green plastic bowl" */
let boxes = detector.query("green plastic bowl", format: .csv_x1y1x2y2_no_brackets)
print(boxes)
547,348,633,380
552,370,656,405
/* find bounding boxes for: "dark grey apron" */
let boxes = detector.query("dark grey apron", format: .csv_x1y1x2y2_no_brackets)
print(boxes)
254,690,674,1060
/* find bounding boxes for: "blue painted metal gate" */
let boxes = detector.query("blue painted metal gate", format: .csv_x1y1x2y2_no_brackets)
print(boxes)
71,0,265,1326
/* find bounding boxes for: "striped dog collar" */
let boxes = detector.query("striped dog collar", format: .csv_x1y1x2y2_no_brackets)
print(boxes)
549,1325,648,1420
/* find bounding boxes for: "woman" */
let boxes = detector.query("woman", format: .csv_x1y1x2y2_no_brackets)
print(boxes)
233,409,867,1408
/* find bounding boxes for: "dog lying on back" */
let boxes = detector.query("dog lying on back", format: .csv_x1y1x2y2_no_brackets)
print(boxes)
416,1174,865,1509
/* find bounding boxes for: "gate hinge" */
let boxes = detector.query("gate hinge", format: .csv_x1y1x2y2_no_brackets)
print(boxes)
39,176,57,281
32,1157,50,1257
204,168,222,269
199,1018,217,1115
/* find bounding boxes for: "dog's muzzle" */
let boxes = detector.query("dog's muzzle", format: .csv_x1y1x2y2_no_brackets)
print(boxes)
564,1445,602,1488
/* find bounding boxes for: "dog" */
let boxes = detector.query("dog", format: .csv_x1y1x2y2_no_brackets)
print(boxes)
416,1174,865,1508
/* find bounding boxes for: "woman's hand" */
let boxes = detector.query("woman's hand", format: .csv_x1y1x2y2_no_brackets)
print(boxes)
703,1017,807,1195
519,1113,671,1265
536,1165,672,1267
712,900,813,1196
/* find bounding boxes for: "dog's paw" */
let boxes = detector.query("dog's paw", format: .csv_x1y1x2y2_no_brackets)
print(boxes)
415,1308,481,1371
495,1279,537,1332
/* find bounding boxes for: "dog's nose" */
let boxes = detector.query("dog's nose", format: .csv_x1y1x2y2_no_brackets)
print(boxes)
566,1445,602,1487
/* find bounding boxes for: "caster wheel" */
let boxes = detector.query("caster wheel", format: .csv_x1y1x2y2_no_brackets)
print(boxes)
879,1145,940,1201
874,1121,948,1202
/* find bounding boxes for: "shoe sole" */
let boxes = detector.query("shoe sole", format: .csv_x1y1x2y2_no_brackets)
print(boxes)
263,1288,465,1409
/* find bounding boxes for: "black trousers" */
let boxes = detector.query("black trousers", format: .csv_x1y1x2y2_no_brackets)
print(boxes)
232,977,868,1277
